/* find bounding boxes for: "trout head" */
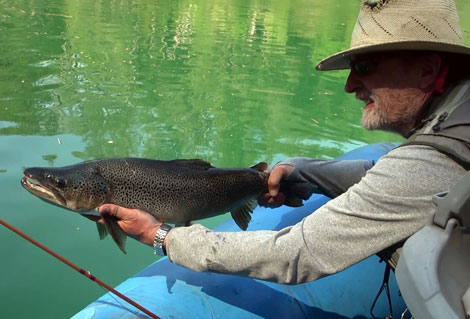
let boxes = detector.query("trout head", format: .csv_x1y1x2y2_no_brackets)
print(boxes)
21,162,110,212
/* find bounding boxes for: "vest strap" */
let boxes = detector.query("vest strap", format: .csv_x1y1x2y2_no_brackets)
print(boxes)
401,99,470,169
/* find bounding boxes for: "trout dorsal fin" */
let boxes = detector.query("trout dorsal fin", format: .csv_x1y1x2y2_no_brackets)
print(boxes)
168,159,214,170
250,162,268,172
231,199,258,230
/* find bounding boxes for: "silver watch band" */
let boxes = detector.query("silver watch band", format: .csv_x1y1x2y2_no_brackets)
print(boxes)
153,223,172,256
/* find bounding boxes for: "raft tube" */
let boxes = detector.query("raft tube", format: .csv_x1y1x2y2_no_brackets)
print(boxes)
73,142,406,319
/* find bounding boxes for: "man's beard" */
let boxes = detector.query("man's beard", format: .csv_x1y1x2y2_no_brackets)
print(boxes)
360,89,425,137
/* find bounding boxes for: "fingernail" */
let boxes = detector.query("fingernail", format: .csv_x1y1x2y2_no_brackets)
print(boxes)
100,206,109,214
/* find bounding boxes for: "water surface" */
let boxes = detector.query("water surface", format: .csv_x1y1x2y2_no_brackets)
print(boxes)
1,0,470,318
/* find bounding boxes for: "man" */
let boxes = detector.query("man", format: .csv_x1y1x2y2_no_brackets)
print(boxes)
98,0,470,284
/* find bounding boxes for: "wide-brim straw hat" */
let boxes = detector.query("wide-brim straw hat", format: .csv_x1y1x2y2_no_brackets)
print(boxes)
316,0,470,71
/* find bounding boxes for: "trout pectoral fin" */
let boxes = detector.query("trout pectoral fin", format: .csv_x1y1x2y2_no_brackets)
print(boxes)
231,199,257,231
96,222,108,240
102,214,127,254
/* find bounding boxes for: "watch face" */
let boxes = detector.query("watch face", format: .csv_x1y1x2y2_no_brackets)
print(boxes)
161,224,172,231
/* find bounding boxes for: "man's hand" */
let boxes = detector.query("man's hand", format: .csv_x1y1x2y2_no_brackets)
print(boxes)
258,164,294,208
98,204,162,246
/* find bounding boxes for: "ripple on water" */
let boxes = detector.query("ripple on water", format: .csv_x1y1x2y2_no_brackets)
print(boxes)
33,74,63,88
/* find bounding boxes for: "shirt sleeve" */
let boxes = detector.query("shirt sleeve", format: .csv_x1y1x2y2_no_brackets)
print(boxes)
166,145,466,284
277,158,375,198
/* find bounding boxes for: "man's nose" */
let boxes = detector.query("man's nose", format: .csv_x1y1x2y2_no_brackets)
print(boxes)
344,70,362,93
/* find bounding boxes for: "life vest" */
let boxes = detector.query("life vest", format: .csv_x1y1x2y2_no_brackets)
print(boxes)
401,91,470,169
379,82,470,269
372,85,470,317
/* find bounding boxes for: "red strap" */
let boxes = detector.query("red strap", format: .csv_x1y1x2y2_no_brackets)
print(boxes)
435,65,449,94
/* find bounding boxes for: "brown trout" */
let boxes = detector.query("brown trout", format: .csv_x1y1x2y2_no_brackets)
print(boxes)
21,158,284,253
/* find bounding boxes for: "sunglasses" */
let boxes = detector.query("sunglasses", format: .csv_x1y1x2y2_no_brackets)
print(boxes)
350,55,383,76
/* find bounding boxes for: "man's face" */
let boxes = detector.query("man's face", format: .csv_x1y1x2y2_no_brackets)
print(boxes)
344,53,432,137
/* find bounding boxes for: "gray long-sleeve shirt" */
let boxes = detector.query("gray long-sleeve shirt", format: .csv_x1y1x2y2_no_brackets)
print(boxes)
166,145,466,284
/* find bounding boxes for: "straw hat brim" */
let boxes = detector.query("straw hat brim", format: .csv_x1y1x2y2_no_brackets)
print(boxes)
316,41,470,71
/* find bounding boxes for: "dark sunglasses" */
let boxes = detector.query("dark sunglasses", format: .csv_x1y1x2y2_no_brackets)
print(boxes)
350,55,383,76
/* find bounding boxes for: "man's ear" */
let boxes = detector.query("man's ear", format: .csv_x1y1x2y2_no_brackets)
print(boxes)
417,53,443,90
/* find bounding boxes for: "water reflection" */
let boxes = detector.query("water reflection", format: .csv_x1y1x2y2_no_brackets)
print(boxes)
0,0,404,165
2,1,470,318
42,154,58,166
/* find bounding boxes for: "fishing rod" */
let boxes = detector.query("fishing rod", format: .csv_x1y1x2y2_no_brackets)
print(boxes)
0,218,161,319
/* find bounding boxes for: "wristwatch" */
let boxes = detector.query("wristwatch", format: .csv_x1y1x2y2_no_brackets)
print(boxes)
153,223,172,256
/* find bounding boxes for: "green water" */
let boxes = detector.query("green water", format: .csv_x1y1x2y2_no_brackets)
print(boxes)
1,0,470,318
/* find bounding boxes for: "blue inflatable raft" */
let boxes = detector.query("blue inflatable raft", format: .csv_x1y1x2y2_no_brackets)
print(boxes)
73,142,407,319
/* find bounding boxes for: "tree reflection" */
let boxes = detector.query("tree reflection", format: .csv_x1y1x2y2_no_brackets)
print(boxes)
0,0,410,165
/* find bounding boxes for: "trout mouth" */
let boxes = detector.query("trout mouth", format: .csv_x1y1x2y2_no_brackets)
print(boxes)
21,174,67,207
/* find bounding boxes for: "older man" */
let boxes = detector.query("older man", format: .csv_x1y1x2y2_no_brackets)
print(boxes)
98,0,470,284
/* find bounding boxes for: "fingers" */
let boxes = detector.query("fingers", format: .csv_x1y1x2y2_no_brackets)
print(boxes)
99,204,138,223
268,164,294,197
99,203,121,217
99,204,160,226
258,164,293,208
97,204,160,244
258,192,286,208
267,168,283,197
98,204,135,228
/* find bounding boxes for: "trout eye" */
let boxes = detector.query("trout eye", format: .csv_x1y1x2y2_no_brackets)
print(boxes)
55,178,66,188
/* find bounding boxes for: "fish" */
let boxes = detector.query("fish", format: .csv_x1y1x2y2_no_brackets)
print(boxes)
21,158,311,253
